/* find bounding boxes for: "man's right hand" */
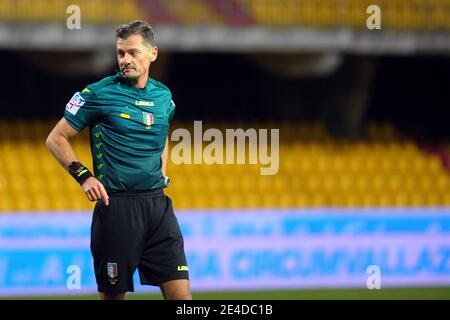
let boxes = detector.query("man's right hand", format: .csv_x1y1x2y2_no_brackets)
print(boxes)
82,177,109,206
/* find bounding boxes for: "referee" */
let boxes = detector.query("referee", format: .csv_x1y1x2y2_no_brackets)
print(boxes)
46,20,191,300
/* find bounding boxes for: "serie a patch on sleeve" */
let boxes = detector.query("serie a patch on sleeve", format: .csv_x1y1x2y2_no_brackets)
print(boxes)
66,92,86,115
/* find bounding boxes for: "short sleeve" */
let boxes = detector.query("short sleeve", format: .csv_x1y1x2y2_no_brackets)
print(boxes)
168,98,176,123
64,87,102,132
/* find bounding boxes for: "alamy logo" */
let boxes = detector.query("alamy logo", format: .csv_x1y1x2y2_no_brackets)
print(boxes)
170,121,279,175
366,265,381,289
66,265,81,290
66,5,81,30
367,5,381,30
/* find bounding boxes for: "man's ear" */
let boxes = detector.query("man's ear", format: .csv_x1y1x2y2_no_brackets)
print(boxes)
150,46,158,62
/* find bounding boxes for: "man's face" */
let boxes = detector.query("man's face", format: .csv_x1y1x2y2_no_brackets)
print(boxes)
116,34,157,81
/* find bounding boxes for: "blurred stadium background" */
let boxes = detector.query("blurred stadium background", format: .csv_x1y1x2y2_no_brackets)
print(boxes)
1,0,450,299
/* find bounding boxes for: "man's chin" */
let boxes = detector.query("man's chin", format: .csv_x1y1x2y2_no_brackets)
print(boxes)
122,70,139,80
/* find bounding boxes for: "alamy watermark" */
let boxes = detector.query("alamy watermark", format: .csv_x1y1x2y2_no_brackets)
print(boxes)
367,5,381,30
66,4,81,30
170,121,279,175
66,264,81,290
66,4,381,31
366,265,381,289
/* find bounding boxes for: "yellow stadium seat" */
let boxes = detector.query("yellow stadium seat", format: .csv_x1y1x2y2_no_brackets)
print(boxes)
353,175,368,192
12,193,34,212
0,194,14,211
209,194,227,209
244,193,261,208
278,193,295,208
410,193,426,207
311,193,329,207
228,195,245,208
295,193,310,207
261,194,278,208
378,193,395,207
435,175,449,192
322,175,338,193
361,193,378,207
426,194,441,207
32,194,52,211
239,174,255,192
68,196,92,211
1,120,449,211
443,193,450,206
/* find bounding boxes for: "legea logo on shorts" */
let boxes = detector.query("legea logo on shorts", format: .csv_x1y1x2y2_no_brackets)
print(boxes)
177,265,189,271
170,121,279,175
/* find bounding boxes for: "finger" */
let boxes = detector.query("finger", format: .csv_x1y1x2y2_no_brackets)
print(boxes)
99,184,109,206
92,186,102,201
85,189,93,201
88,188,98,202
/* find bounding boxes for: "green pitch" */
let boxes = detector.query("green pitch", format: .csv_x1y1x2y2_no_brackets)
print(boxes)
5,287,450,300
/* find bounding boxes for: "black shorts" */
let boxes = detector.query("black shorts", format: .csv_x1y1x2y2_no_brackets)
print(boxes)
90,188,189,294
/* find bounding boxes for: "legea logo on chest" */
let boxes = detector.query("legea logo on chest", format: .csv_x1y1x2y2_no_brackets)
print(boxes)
135,100,154,107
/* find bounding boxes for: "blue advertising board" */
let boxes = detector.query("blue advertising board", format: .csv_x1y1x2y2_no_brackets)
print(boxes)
1,208,449,296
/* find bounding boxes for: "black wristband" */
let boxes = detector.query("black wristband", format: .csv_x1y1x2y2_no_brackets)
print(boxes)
68,161,94,185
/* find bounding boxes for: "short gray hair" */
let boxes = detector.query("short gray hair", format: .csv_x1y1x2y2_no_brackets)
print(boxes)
115,20,155,47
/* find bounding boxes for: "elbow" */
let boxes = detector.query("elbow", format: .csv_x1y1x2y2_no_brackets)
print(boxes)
45,133,54,151
45,131,59,151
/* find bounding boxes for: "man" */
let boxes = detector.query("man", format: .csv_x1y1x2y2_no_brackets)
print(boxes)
46,20,191,300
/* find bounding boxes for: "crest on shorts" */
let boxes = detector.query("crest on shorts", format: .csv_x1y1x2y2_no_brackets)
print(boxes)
107,262,118,285
142,112,154,128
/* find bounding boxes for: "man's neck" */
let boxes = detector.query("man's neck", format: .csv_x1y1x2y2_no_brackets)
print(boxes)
131,74,149,89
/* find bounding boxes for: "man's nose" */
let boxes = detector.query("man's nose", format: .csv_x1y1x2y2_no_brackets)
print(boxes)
121,53,132,64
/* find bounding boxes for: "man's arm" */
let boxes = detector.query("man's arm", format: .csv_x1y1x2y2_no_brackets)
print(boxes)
46,117,109,205
161,137,169,177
